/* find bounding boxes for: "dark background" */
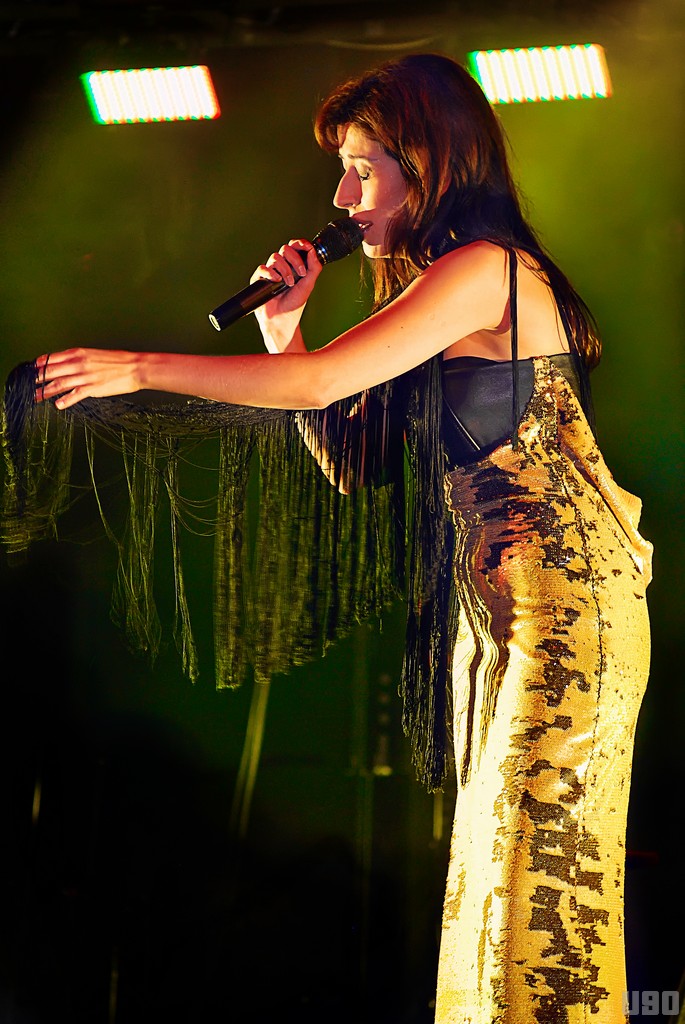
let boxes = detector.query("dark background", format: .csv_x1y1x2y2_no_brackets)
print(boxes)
0,1,683,1022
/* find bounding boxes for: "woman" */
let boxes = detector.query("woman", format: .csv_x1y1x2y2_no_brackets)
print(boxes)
32,54,651,1024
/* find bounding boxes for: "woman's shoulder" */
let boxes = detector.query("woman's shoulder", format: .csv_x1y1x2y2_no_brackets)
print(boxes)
423,238,522,295
430,238,545,274
422,239,571,361
432,237,509,267
424,239,561,313
410,240,511,321
367,239,513,350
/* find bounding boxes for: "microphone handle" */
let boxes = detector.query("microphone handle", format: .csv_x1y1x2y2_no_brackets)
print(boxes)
208,247,306,332
208,278,286,331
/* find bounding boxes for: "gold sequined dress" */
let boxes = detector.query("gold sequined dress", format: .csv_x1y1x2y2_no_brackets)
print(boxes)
433,354,652,1024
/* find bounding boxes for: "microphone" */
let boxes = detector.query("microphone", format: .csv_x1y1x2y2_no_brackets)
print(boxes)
208,218,365,331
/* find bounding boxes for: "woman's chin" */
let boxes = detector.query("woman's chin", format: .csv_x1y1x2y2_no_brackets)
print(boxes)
361,237,387,259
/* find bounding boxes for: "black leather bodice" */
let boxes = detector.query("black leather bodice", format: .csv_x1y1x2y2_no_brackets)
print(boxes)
441,353,587,468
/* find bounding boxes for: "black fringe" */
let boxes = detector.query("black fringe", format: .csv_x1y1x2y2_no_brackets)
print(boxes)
1,359,458,791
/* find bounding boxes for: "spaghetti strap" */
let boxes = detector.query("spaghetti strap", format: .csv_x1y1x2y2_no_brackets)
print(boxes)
509,249,519,448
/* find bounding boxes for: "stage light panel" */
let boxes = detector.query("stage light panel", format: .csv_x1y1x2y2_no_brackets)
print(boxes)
468,45,612,104
81,66,220,124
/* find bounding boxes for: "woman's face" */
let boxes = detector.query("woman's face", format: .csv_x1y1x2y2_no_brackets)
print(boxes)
334,123,407,258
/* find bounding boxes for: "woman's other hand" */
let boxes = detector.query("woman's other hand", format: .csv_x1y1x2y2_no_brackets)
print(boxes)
251,238,323,353
34,348,142,410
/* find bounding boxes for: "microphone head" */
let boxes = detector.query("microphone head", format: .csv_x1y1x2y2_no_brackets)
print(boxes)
311,218,365,265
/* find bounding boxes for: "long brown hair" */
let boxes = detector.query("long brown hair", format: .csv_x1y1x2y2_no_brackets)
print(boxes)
315,53,600,368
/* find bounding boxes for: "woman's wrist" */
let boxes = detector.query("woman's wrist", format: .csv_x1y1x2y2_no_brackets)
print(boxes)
262,323,307,354
135,349,160,391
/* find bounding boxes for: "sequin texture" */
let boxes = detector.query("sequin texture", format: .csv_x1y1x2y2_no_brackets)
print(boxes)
435,358,652,1024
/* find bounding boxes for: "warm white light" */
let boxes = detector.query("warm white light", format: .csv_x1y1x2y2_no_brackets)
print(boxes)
468,45,612,104
81,66,220,124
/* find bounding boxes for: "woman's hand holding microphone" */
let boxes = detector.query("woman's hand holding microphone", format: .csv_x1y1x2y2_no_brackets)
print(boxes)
250,238,323,354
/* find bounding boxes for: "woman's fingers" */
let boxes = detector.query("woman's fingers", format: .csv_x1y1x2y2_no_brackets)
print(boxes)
267,251,298,287
35,350,66,375
266,247,307,287
35,371,81,407
250,252,296,287
33,348,140,408
281,242,310,278
36,348,91,375
35,350,75,399
250,240,320,289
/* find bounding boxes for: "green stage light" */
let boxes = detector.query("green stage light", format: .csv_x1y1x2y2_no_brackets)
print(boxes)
468,44,612,104
81,66,220,124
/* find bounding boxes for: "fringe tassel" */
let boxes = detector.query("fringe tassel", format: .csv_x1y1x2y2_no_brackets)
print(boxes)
213,426,255,689
110,433,162,659
400,356,458,792
165,448,200,684
2,361,74,553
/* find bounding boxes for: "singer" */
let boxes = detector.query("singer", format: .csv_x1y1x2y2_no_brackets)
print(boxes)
30,54,651,1023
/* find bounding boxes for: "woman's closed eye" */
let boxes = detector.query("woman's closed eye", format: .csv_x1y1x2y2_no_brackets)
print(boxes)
340,162,371,182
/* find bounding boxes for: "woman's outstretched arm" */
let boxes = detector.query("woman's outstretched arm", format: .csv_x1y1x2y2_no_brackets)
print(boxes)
35,241,510,412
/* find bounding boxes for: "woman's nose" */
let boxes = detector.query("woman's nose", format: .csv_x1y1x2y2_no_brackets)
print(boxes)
333,167,361,210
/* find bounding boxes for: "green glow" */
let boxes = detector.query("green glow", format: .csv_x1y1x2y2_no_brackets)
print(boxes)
81,72,106,124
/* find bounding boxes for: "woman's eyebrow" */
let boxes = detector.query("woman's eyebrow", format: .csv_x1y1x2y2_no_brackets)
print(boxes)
338,151,379,161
